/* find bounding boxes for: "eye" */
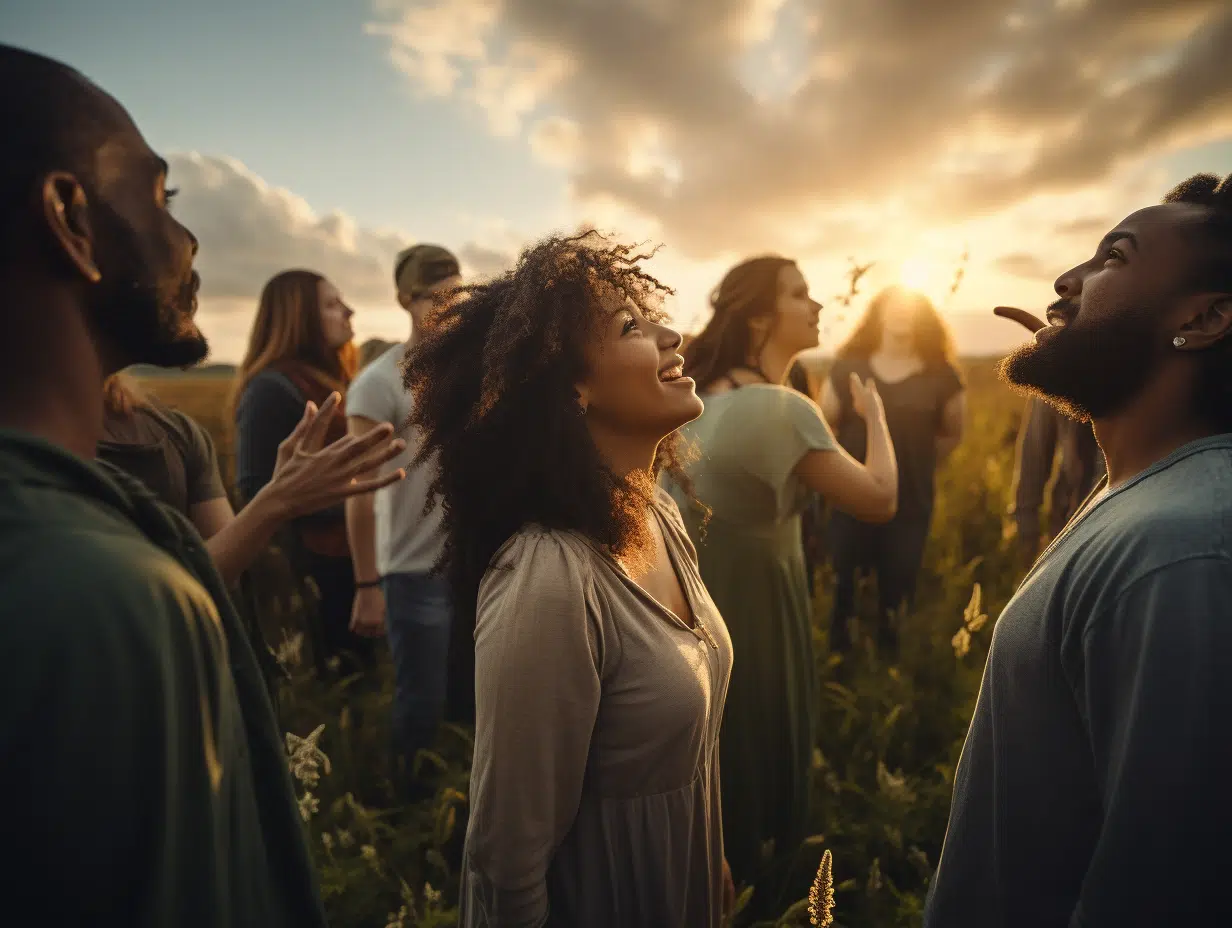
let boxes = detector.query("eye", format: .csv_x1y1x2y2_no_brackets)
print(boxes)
621,315,639,335
1103,246,1125,264
164,187,180,208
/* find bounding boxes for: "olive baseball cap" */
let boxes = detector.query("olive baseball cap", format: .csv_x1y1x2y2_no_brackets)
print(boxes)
394,244,461,298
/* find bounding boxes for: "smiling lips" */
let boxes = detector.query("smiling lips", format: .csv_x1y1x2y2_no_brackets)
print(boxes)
659,354,689,383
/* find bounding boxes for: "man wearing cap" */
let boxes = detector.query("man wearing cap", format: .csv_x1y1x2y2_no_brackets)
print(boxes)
345,244,463,796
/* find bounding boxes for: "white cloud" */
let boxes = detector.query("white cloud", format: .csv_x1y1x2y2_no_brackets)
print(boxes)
168,152,517,361
169,152,515,307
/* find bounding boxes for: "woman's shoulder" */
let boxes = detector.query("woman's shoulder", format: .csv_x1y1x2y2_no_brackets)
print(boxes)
489,524,596,579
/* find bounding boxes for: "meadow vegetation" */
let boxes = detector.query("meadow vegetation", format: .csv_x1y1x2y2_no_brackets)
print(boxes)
140,358,1029,928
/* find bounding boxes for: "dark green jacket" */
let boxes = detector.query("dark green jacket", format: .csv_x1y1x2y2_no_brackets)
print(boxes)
0,430,325,927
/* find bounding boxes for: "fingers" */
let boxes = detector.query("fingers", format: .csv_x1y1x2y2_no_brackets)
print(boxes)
279,401,318,451
994,305,1047,334
301,392,341,452
344,469,407,496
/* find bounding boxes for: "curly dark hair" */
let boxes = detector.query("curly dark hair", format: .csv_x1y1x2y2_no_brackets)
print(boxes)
1164,172,1232,432
402,230,696,649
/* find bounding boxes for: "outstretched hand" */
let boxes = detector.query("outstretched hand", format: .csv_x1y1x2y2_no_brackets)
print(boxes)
849,372,886,423
993,305,1047,334
269,392,407,519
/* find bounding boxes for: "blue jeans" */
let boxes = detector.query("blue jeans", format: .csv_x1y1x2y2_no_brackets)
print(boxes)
382,572,452,781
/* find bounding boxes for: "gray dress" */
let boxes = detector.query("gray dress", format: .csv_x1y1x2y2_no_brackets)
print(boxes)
459,487,734,927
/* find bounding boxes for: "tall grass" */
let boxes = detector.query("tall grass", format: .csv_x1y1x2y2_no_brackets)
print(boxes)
141,361,1027,928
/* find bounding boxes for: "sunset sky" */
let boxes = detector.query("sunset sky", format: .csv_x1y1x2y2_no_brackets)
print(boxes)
5,0,1231,361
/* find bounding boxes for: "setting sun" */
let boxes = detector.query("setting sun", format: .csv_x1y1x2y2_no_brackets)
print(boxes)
897,257,942,299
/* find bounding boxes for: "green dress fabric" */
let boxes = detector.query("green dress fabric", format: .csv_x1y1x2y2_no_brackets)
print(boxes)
665,384,838,887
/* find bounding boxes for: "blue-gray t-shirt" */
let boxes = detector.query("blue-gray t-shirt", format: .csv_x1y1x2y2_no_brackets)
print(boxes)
925,434,1232,928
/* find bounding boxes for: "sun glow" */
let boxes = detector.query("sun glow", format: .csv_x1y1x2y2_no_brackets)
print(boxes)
894,255,960,307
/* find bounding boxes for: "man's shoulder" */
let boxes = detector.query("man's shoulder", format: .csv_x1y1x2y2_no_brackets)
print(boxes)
0,512,215,640
348,344,406,411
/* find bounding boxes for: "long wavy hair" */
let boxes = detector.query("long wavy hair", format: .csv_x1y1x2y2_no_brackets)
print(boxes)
230,269,358,411
837,285,957,368
682,255,798,392
402,231,694,634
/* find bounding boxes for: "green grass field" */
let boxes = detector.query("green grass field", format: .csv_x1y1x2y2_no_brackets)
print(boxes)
136,362,1034,927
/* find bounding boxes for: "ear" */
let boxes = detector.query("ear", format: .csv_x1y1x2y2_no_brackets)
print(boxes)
1175,294,1232,350
40,171,102,284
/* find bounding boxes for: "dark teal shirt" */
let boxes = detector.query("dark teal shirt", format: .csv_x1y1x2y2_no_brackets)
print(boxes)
0,431,325,927
926,434,1232,927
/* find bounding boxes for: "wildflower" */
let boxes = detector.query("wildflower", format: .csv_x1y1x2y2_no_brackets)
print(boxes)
384,905,409,928
275,631,304,668
336,828,355,848
297,791,319,822
285,724,331,788
360,844,380,873
423,882,442,905
867,857,883,894
951,626,971,659
876,761,917,803
964,583,989,632
808,848,835,927
320,831,334,851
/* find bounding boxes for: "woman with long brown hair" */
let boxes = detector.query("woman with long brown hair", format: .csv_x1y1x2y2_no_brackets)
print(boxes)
670,255,898,907
233,269,370,677
820,285,966,653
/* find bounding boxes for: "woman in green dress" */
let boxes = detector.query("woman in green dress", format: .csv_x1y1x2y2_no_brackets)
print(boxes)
669,256,899,900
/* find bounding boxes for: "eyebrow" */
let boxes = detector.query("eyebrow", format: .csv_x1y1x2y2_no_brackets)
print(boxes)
1100,230,1139,251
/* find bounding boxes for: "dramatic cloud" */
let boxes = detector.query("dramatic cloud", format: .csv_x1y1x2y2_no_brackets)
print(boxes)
368,0,1232,260
167,152,514,307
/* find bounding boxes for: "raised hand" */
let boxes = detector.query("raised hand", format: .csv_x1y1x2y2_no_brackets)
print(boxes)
994,305,1047,334
269,392,407,519
849,372,886,423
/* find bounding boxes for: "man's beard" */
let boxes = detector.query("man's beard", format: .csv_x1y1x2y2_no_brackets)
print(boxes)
998,300,1159,421
90,210,209,370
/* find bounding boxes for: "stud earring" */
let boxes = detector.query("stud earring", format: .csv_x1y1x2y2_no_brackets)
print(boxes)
1173,336,1187,348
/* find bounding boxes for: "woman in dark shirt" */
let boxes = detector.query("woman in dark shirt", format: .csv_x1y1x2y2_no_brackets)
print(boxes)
820,286,966,653
233,269,372,677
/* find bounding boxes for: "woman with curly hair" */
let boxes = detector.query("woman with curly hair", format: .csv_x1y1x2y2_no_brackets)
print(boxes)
673,256,898,903
404,232,735,926
820,285,965,653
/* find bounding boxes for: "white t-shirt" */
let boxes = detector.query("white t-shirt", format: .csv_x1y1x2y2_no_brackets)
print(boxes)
346,343,446,576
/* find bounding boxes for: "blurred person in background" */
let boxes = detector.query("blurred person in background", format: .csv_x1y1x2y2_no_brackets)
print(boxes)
1008,389,1105,565
346,243,463,798
673,255,897,904
102,372,403,588
406,232,735,926
0,44,327,925
233,268,374,678
820,286,966,654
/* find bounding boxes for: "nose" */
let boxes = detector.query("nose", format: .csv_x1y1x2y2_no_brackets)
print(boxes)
656,321,683,351
1053,264,1084,301
811,298,823,313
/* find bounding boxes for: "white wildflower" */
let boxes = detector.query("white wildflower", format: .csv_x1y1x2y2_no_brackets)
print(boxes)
297,791,319,822
285,724,331,788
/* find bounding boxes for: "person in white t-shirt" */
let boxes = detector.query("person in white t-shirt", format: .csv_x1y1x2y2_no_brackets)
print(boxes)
345,244,462,795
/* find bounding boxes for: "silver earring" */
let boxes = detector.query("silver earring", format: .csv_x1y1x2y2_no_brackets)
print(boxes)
1173,336,1187,348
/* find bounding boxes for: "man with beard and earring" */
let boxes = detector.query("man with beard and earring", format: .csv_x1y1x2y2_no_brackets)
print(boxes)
925,173,1232,928
0,46,401,925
